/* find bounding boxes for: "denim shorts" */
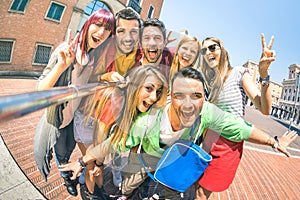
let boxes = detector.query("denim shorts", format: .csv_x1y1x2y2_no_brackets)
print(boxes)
73,111,93,146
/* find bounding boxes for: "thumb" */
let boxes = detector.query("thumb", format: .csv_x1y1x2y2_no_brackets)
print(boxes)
278,147,290,157
89,167,97,175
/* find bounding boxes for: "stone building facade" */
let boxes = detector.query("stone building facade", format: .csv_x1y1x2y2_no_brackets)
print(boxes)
273,64,300,124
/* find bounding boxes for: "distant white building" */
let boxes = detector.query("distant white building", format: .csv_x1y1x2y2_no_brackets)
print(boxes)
277,64,300,123
243,60,283,107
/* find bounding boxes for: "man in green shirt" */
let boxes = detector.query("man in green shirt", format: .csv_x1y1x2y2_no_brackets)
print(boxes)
59,67,297,199
119,67,297,198
124,67,296,157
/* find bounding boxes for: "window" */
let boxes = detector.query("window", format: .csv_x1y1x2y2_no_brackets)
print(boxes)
77,1,111,32
45,1,66,22
148,5,154,18
85,0,110,15
33,44,52,65
0,39,15,63
128,0,142,14
9,0,29,12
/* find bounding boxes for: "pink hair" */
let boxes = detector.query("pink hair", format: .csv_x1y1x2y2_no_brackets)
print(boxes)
78,9,115,58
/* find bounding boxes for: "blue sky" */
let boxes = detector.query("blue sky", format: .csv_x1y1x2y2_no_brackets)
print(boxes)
160,0,300,83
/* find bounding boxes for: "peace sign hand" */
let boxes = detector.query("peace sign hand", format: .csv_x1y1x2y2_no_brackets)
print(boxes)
58,29,79,70
165,30,177,46
259,33,276,77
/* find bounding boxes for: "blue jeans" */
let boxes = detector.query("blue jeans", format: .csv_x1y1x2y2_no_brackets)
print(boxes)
54,120,76,178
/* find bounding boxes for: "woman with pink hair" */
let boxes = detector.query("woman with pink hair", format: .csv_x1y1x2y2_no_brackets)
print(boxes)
35,8,115,197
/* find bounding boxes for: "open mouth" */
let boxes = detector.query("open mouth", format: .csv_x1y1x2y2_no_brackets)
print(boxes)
92,36,100,43
181,111,194,119
182,56,190,62
208,57,216,62
122,42,134,50
143,101,152,109
148,49,158,59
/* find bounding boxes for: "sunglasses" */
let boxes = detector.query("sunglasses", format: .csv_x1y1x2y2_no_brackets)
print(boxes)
200,44,220,55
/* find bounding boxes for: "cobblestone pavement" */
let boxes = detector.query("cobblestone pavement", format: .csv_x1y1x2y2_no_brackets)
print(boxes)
0,78,299,200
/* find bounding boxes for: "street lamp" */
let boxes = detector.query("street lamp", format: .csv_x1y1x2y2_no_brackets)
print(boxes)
289,72,300,130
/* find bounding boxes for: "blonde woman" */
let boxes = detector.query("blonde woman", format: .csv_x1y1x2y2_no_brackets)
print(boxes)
169,35,201,81
59,65,168,199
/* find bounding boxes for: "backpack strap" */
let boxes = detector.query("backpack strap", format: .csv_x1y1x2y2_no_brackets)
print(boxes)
137,108,161,181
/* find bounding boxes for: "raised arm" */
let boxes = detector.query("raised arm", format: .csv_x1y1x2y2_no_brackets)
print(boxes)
37,30,78,90
242,34,275,115
203,102,298,157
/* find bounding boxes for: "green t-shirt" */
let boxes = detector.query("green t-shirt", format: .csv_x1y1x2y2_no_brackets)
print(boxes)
122,101,253,157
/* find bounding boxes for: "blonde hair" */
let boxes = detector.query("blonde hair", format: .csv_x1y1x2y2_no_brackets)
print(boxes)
200,37,232,103
169,35,201,81
87,65,168,150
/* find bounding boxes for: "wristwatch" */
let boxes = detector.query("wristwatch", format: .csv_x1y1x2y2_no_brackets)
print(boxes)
272,136,279,149
78,157,87,168
259,75,270,87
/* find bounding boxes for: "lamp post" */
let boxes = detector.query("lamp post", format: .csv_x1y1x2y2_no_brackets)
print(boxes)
289,73,300,130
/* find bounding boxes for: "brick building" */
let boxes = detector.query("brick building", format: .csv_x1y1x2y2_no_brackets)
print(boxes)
0,0,164,73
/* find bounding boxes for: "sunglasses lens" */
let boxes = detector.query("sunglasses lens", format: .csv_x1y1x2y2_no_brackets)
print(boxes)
208,44,217,52
200,44,219,55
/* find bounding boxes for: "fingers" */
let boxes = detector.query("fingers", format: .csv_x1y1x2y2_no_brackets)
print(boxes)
58,164,70,172
261,33,275,50
288,130,298,140
111,72,124,82
71,32,80,49
261,33,266,49
90,168,100,176
66,29,72,46
267,35,274,49
283,150,291,157
71,172,79,180
167,30,172,39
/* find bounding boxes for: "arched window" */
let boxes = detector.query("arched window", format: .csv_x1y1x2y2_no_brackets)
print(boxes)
77,1,111,32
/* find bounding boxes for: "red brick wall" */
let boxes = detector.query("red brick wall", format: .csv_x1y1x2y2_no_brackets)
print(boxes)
0,0,76,72
0,0,165,73
116,0,164,19
140,0,164,19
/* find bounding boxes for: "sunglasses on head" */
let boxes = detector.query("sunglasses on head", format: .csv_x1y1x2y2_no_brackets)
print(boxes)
200,44,220,55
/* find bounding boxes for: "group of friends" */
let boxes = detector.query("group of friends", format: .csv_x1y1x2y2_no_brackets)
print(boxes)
33,7,298,200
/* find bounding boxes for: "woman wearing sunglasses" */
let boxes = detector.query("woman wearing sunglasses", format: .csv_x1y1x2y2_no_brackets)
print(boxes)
196,34,276,199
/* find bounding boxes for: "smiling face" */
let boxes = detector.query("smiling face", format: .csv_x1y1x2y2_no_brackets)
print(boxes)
201,40,221,69
170,76,205,130
178,40,199,68
137,75,163,112
141,26,165,64
115,18,140,54
87,20,112,50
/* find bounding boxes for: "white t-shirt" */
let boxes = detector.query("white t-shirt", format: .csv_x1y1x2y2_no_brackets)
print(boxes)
159,104,187,146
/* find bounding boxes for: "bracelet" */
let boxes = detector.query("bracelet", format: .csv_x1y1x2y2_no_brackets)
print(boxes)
259,75,270,87
78,157,87,168
272,136,279,149
94,160,103,167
